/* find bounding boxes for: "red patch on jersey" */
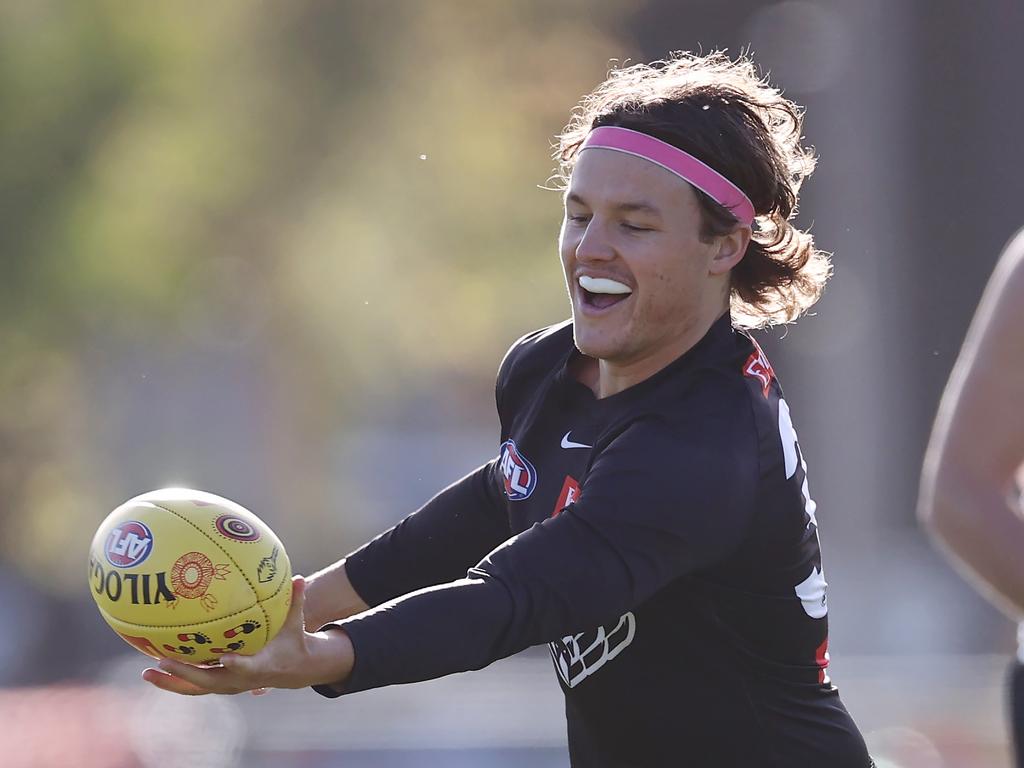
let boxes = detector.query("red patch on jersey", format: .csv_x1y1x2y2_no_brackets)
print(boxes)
815,637,830,684
552,476,581,517
743,338,775,397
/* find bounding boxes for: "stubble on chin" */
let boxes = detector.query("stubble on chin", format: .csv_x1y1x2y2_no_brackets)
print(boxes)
573,322,629,363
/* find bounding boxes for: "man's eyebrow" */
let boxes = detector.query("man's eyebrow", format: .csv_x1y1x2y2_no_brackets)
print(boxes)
565,192,663,217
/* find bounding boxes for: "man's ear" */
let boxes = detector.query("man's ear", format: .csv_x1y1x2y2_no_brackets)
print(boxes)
709,226,752,276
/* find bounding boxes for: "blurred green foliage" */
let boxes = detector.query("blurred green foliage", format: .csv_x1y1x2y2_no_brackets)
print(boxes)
0,1,633,594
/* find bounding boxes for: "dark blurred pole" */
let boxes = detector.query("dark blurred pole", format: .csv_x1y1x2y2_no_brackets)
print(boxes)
909,0,1024,432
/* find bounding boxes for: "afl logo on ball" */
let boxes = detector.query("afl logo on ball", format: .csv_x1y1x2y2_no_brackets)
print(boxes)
215,514,261,542
499,439,537,500
105,521,154,568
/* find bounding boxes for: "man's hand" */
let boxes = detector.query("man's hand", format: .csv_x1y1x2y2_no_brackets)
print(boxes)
141,576,354,696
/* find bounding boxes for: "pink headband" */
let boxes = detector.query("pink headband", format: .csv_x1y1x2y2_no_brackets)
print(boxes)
579,126,755,227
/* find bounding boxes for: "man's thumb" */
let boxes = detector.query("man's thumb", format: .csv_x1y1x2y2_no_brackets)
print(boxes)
286,575,307,630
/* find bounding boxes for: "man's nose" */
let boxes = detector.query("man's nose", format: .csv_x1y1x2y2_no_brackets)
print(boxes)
575,218,615,263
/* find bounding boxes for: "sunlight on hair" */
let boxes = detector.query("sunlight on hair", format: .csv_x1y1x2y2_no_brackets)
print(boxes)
554,50,829,329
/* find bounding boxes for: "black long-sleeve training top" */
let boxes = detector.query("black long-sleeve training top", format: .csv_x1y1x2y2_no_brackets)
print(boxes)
314,313,871,767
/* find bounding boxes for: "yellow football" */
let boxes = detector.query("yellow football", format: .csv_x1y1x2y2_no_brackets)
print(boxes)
88,488,292,665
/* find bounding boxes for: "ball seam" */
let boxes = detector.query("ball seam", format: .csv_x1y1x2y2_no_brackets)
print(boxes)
96,600,260,630
155,501,264,604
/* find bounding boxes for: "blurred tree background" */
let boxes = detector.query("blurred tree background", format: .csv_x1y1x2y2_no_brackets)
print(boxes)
0,0,631,680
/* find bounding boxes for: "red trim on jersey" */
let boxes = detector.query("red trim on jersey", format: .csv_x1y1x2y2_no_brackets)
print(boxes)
815,637,830,684
743,338,775,397
553,476,581,517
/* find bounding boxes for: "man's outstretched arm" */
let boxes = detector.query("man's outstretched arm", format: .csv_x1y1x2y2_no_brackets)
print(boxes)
303,459,511,628
142,412,756,698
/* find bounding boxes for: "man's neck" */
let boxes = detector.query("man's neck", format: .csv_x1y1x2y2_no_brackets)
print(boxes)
591,310,727,399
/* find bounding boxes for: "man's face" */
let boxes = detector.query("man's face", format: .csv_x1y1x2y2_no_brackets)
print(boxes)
559,148,723,368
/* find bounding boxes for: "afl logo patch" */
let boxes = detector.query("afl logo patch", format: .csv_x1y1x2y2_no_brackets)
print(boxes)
215,514,261,542
105,521,154,568
499,439,537,500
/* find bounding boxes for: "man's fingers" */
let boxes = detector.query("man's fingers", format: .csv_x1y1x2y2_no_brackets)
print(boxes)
142,667,212,696
157,658,242,694
140,581,311,698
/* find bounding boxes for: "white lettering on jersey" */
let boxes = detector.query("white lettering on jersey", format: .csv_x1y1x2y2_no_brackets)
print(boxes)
507,466,529,495
800,474,819,529
778,398,818,528
778,397,828,618
550,612,636,688
795,566,828,619
778,398,799,480
499,448,531,496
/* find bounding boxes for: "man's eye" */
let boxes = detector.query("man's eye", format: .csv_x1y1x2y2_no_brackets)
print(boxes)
567,214,590,224
622,222,650,232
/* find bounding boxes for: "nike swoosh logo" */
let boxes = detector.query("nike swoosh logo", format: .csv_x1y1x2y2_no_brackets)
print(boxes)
561,432,592,449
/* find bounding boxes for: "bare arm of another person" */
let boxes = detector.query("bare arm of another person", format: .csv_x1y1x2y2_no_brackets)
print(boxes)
919,228,1024,618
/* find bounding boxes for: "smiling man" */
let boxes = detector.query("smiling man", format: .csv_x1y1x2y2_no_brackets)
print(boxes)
144,52,871,767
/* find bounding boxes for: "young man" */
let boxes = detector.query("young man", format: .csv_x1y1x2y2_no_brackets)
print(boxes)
144,52,871,767
919,227,1024,767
